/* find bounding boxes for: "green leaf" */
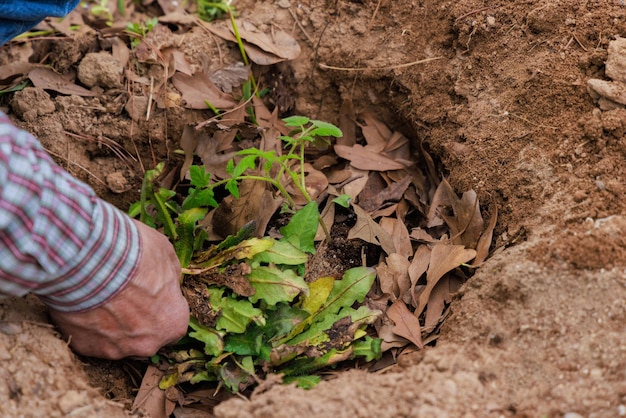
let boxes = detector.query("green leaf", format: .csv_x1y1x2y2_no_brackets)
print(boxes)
278,267,377,344
286,305,379,348
231,154,258,178
310,120,343,137
352,336,382,362
280,348,353,376
280,201,318,253
183,187,217,210
210,288,266,333
175,207,208,266
251,240,308,265
283,115,310,126
283,375,321,389
189,165,211,187
324,267,377,313
188,317,225,356
300,276,334,315
224,328,268,357
247,266,309,306
332,194,352,208
263,304,309,342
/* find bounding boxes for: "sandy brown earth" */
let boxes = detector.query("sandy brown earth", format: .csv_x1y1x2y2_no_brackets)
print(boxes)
1,0,626,417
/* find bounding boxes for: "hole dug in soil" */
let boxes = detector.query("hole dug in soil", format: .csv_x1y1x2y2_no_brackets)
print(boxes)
3,1,626,417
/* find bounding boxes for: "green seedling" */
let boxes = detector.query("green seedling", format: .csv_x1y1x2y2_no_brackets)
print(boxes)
125,17,159,48
196,0,236,23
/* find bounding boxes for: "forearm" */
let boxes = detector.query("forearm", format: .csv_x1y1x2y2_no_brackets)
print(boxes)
0,113,141,312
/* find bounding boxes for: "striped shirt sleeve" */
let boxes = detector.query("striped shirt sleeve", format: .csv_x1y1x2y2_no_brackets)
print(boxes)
0,113,141,312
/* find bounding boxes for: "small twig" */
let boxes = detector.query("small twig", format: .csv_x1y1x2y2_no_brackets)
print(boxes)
287,7,313,44
319,56,443,71
455,5,498,22
366,0,384,33
45,148,108,188
146,76,154,121
573,33,588,51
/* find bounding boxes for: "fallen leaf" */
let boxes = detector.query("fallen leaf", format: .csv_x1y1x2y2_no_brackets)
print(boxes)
471,202,497,267
377,322,409,351
376,253,411,303
132,365,169,418
203,20,300,65
209,63,250,93
341,167,369,200
338,99,357,146
415,244,476,317
212,179,282,238
358,112,393,152
179,124,199,181
348,204,396,255
380,217,413,259
110,37,130,68
408,245,431,308
28,67,95,96
387,300,424,349
0,62,33,85
360,175,413,213
424,276,449,330
171,72,238,110
442,189,484,249
334,144,407,171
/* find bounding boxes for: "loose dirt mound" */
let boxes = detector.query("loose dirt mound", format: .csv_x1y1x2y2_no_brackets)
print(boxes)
1,0,626,417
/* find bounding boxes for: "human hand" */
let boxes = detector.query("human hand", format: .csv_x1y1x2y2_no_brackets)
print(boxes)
48,220,190,359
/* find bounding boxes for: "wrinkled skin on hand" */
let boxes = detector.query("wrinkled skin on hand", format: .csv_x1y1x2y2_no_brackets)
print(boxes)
48,220,190,360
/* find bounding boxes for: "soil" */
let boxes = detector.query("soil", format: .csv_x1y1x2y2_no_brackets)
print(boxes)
1,0,626,417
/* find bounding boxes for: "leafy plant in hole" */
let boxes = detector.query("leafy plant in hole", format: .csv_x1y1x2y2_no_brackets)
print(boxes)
130,116,379,392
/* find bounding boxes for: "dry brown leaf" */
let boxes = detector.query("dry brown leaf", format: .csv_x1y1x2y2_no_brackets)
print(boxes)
384,131,411,159
415,244,476,317
171,72,237,110
196,137,235,180
409,228,440,243
334,144,407,171
0,62,32,86
179,124,198,181
338,99,357,146
380,217,412,260
377,322,409,351
426,178,453,227
370,204,398,219
384,253,411,303
110,37,130,68
204,20,300,65
28,67,95,96
164,48,194,76
361,175,413,213
132,365,170,418
312,155,338,171
358,172,387,211
341,167,369,199
348,204,396,255
408,245,431,308
442,189,484,249
424,276,449,330
358,112,393,152
212,179,282,238
472,202,498,267
209,64,250,94
387,299,424,349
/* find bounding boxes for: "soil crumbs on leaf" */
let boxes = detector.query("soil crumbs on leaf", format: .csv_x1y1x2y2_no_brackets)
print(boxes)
1,0,626,417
